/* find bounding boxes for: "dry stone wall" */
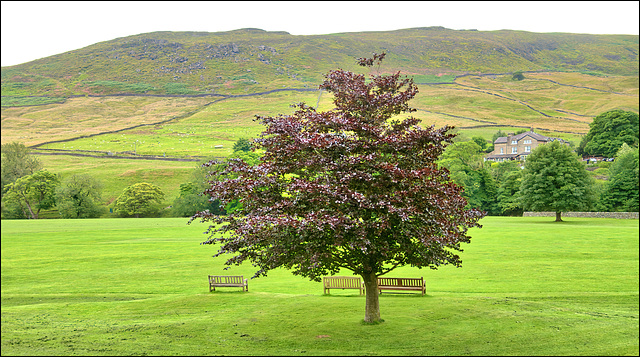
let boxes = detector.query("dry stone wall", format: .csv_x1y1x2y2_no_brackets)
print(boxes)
523,212,639,219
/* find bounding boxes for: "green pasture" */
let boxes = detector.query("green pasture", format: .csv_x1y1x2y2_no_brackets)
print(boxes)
1,216,638,355
36,155,198,209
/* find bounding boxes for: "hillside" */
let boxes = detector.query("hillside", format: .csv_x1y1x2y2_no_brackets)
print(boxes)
1,28,638,209
2,27,638,100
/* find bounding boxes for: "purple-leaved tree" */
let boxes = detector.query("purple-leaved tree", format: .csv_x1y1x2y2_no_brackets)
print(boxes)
191,53,485,323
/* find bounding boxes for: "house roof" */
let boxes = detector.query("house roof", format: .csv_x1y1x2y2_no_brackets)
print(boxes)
486,153,519,159
493,131,567,144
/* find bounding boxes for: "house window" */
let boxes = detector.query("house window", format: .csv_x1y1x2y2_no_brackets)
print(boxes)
525,146,531,152
500,148,504,154
511,147,517,154
511,140,517,144
524,139,531,144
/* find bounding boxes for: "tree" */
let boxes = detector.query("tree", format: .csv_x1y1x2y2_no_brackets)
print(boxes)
438,141,499,215
55,174,105,218
598,143,639,212
471,136,490,152
2,170,59,219
520,141,595,221
191,53,484,323
578,110,639,158
114,182,165,218
232,137,253,152
512,71,525,81
466,168,500,215
172,181,225,217
1,142,42,198
496,170,524,216
489,161,524,216
172,158,226,217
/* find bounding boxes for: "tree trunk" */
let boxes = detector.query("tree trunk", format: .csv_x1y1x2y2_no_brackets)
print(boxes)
362,272,381,323
24,199,37,219
555,211,563,222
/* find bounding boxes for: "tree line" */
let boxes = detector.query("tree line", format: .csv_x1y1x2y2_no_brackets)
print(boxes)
0,139,251,219
438,109,638,220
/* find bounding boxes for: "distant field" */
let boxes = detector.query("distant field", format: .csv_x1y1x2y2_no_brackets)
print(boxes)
3,72,638,151
37,155,199,208
1,216,638,355
0,96,214,147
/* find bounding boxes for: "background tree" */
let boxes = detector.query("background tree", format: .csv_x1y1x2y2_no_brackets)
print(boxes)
438,141,499,215
172,139,263,217
578,110,639,158
496,170,524,216
55,174,105,218
512,71,525,81
597,143,639,212
232,137,253,152
171,181,225,217
2,170,59,219
471,136,490,152
520,141,595,221
191,53,484,323
1,142,42,198
489,161,524,216
466,168,500,215
114,182,165,218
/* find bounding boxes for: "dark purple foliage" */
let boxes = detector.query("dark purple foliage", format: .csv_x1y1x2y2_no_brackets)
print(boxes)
190,54,484,320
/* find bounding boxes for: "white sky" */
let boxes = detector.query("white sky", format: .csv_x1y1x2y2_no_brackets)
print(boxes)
1,1,639,67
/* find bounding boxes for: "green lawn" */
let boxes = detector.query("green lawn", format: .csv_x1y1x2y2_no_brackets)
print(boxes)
1,216,638,355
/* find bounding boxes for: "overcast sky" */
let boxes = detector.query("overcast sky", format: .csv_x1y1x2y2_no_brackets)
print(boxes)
2,1,639,67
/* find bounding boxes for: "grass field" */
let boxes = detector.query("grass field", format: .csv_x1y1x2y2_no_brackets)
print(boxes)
1,216,638,355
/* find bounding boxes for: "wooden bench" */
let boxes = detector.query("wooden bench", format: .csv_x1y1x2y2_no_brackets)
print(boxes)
377,277,426,295
208,275,248,292
323,276,364,295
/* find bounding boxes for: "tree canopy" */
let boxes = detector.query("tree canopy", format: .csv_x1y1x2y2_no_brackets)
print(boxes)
55,174,105,218
598,143,639,212
191,53,484,323
2,170,59,219
1,142,42,198
438,141,499,215
114,182,165,218
520,141,595,221
579,110,639,158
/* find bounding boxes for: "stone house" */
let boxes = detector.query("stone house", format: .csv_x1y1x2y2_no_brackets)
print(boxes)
485,130,569,162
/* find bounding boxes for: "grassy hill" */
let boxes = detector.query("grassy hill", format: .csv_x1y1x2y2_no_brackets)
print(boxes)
1,28,638,213
2,28,638,99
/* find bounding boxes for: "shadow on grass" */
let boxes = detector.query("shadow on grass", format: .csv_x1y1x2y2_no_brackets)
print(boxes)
321,293,432,298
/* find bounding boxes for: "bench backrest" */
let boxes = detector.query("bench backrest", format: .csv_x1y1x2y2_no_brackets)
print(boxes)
378,277,423,287
209,275,245,285
323,276,362,288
